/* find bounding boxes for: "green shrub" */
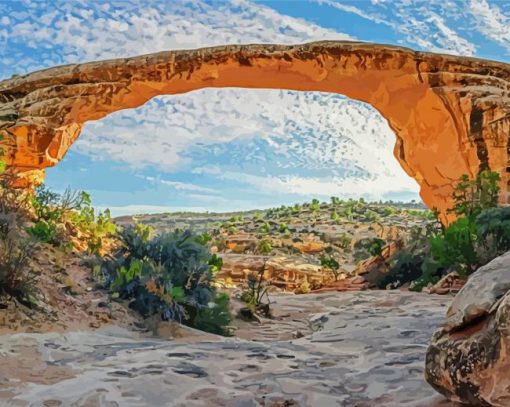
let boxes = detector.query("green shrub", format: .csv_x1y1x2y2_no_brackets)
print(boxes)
259,222,270,233
257,238,272,255
337,233,351,249
354,237,386,262
240,263,271,318
365,210,380,223
310,199,320,212
27,220,56,243
28,186,116,253
320,254,341,280
208,254,223,273
476,207,510,255
100,227,232,335
409,259,441,292
384,170,502,291
450,170,500,219
430,217,478,275
279,223,289,233
380,206,396,217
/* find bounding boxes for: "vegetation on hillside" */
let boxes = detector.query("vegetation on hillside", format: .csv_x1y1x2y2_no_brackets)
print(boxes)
382,170,510,291
2,126,510,335
94,224,232,334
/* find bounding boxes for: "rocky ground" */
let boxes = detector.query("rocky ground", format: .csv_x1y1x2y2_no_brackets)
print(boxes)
0,290,458,407
0,243,143,336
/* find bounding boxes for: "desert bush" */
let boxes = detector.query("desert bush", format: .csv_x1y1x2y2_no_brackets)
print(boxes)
353,237,386,262
338,232,352,249
257,238,272,255
320,254,341,280
430,217,478,275
100,227,232,335
0,216,37,306
279,223,289,233
28,186,116,253
27,220,56,242
476,207,510,256
383,170,502,291
365,210,380,223
259,222,270,234
310,198,320,212
240,262,271,318
428,170,501,275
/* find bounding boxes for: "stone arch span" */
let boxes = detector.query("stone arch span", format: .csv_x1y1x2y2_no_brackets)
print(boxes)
0,41,509,223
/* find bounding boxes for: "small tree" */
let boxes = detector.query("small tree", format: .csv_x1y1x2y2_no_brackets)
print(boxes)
367,238,385,259
258,238,272,255
310,198,320,212
279,223,289,233
430,170,501,274
320,254,341,281
449,170,500,221
240,259,271,317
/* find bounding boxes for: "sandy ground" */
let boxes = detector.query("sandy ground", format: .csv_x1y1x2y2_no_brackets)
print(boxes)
0,291,458,407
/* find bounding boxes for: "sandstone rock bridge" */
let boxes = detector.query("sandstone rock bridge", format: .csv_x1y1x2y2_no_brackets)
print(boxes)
0,41,509,222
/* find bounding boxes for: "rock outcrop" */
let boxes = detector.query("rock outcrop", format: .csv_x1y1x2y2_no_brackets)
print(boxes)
425,251,510,406
1,41,509,221
217,254,326,290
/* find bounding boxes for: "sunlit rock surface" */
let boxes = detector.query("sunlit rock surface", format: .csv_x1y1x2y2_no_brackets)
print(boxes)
426,252,510,406
0,41,509,221
0,291,455,406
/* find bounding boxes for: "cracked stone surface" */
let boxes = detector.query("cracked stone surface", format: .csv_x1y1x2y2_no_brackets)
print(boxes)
0,291,456,407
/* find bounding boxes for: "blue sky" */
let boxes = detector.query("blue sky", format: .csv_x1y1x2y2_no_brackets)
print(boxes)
1,0,509,216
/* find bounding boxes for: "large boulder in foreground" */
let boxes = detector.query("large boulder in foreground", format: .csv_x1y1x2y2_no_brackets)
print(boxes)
425,251,510,406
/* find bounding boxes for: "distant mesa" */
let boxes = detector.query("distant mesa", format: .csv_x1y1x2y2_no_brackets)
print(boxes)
0,41,509,222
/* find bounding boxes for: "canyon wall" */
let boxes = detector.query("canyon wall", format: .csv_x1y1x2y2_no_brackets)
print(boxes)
0,41,509,222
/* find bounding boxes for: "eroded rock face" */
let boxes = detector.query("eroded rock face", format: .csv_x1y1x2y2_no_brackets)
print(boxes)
425,252,510,406
0,41,509,221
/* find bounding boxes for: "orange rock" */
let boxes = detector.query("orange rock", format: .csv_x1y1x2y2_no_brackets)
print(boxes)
226,242,237,250
294,241,325,254
1,42,509,222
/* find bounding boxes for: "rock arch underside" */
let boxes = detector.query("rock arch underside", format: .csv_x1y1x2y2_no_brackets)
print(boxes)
0,41,509,222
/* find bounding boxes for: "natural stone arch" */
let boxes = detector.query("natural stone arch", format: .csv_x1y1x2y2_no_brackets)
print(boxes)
0,41,509,223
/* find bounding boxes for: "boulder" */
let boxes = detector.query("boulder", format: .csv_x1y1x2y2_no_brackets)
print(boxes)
427,271,466,295
425,251,510,406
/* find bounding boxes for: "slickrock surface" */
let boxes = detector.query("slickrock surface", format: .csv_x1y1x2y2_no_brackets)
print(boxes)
1,41,510,221
426,251,510,406
1,291,457,407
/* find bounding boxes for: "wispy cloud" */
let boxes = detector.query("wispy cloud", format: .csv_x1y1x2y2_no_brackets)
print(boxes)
313,0,476,56
214,170,418,202
469,0,510,53
0,0,352,79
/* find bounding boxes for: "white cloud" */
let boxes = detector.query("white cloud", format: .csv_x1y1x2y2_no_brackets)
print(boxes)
316,0,390,26
76,90,418,201
158,180,214,194
216,170,418,202
469,0,510,53
0,0,352,77
2,0,431,209
313,0,476,56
